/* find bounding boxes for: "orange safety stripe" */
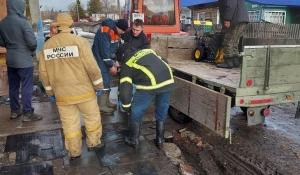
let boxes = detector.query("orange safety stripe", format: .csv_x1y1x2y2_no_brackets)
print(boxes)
102,26,120,41
56,91,95,103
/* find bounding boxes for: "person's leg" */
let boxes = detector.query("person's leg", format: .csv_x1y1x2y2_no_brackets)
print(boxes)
77,97,105,150
19,67,43,122
154,91,171,149
57,104,82,158
125,91,153,148
97,62,114,113
18,67,33,113
232,23,247,68
7,67,21,119
217,27,235,69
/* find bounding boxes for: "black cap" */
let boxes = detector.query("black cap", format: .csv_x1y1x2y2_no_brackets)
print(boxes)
116,19,129,31
116,43,132,63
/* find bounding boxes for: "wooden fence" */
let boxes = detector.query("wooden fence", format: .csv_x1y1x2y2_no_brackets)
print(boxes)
211,23,300,39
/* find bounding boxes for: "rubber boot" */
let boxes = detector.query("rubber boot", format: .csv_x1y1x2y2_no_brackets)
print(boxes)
233,56,241,68
125,121,141,149
97,93,114,114
155,121,165,149
216,57,234,69
22,108,43,122
106,91,117,108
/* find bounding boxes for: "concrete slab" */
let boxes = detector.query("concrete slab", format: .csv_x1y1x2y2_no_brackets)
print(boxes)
0,161,53,175
63,140,100,169
97,137,158,167
65,165,112,175
109,161,159,175
0,102,61,137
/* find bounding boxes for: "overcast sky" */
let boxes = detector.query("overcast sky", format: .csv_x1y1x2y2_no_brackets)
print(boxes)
39,0,125,11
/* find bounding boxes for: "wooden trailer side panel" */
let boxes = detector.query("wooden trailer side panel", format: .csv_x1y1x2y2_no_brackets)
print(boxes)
171,77,232,138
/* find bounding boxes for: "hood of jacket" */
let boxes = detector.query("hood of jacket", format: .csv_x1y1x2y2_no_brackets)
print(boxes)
7,0,26,18
101,18,117,33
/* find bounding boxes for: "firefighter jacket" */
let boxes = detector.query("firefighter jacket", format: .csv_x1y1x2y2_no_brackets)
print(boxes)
119,49,176,112
92,19,120,68
39,28,103,105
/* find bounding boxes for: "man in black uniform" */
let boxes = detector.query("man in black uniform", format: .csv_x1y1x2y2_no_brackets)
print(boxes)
116,43,175,149
121,19,149,50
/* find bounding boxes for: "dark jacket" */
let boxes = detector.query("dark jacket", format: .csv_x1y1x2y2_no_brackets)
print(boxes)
122,30,149,50
119,48,175,112
0,0,37,68
92,18,120,68
219,0,249,27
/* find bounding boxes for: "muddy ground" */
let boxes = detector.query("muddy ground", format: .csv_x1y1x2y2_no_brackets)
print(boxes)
173,103,300,175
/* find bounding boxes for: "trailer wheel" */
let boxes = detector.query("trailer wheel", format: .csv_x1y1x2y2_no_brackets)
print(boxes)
240,107,247,114
194,46,204,62
168,106,192,124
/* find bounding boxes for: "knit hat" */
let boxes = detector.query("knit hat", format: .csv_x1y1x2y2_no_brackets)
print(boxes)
116,19,129,31
55,13,73,28
116,43,133,63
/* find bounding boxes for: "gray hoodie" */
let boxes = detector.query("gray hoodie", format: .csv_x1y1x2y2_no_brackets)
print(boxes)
0,0,37,68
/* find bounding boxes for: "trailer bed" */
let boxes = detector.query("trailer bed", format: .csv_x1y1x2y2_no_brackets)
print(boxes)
169,60,240,92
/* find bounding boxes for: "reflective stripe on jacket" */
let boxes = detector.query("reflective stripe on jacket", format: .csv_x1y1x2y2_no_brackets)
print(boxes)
119,49,175,112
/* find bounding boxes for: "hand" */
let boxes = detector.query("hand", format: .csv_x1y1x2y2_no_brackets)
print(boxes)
115,61,120,68
224,21,230,28
49,96,56,102
109,66,117,75
96,90,102,96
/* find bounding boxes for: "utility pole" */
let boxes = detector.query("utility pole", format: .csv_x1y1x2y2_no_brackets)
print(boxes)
77,3,79,21
28,0,42,26
117,0,121,19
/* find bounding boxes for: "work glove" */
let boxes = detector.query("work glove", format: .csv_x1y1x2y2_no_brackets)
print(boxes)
96,90,102,96
49,96,56,102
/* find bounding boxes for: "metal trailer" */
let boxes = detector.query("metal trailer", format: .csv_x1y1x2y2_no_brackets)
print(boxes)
151,34,300,139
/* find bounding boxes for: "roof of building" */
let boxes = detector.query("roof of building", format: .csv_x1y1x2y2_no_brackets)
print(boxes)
180,0,300,7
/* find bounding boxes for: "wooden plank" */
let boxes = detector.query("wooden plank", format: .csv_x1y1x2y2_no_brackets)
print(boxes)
171,77,231,137
167,48,193,60
170,77,190,116
151,37,168,58
169,60,240,89
167,38,196,49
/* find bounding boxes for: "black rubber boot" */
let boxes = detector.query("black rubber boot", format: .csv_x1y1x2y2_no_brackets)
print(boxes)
216,57,234,69
125,121,141,149
233,56,241,68
155,121,165,149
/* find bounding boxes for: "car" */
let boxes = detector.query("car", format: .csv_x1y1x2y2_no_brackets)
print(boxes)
43,24,50,37
79,19,88,22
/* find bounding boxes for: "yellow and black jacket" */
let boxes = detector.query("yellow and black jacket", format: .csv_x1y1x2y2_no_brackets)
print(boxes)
119,49,176,112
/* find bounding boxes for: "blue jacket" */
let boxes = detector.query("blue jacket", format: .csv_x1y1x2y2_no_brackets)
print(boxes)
0,0,37,68
92,19,120,68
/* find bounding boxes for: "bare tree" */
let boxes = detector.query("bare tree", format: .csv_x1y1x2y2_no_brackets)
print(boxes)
101,0,116,16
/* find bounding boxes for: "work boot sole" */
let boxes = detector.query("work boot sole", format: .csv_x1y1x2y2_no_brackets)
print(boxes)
88,143,106,152
70,155,81,160
10,113,22,119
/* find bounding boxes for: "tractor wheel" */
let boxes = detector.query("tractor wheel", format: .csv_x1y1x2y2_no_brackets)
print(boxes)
194,46,204,62
168,106,192,124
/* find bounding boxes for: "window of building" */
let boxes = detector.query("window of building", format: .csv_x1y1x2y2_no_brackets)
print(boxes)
248,10,260,22
197,12,206,21
264,11,286,24
143,0,175,25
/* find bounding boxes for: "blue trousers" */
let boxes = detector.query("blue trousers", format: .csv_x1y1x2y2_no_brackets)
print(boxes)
131,90,171,122
7,67,34,114
98,61,110,90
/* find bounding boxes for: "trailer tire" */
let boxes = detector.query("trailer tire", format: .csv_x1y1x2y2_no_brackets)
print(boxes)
194,46,204,62
168,106,192,124
240,107,247,114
